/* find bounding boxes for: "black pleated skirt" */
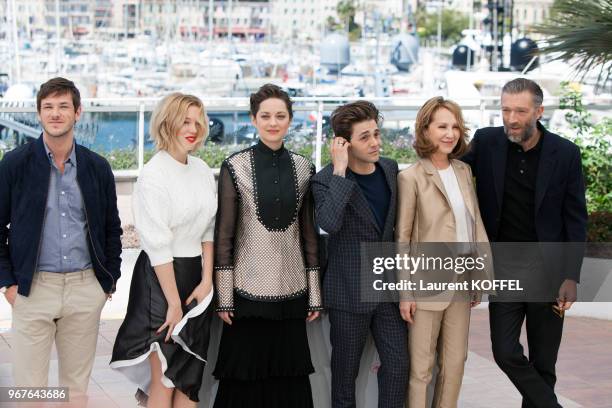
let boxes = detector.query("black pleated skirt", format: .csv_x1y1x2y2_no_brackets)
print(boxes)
212,294,315,408
110,251,214,403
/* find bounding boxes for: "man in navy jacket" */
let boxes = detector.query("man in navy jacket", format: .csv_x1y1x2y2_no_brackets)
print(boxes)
462,78,587,408
0,77,122,396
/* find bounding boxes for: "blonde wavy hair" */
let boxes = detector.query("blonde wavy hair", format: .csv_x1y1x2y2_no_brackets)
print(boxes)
150,93,209,152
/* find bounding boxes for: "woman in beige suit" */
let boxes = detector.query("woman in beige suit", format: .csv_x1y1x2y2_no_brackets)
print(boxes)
396,96,490,408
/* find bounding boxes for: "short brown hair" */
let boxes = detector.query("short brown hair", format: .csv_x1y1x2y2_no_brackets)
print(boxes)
330,101,382,141
250,83,293,119
150,93,209,152
37,77,81,113
413,96,469,159
502,78,543,106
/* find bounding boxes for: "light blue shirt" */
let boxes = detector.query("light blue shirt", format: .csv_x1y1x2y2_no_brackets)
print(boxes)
37,142,92,273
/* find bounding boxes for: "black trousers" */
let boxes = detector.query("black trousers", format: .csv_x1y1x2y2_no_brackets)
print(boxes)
328,303,409,408
489,302,564,408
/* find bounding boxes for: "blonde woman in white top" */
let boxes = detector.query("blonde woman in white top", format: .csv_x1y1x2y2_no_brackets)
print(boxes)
396,97,491,408
111,93,217,407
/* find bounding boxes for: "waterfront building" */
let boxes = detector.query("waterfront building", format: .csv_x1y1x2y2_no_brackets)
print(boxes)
138,0,271,40
269,0,338,40
513,0,554,30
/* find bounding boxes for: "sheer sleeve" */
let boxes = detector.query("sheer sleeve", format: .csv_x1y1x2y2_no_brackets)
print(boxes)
213,162,238,311
300,169,323,311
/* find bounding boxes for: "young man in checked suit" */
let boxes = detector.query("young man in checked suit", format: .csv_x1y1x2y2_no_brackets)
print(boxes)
312,101,408,408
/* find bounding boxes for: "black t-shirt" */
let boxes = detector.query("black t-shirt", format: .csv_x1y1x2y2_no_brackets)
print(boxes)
353,163,391,232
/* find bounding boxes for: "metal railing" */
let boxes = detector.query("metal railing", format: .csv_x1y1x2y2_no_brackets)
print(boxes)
1,96,611,174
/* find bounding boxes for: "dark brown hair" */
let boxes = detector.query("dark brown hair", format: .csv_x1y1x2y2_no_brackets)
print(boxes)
502,78,543,106
413,96,469,159
250,83,293,119
330,101,382,141
36,77,81,113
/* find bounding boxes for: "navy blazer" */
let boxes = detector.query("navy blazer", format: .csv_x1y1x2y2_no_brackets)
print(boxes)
462,123,587,281
312,158,398,313
0,136,122,296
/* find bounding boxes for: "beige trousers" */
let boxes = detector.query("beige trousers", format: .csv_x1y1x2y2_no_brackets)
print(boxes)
407,301,471,408
11,269,107,395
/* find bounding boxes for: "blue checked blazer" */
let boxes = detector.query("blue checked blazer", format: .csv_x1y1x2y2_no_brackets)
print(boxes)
312,158,399,314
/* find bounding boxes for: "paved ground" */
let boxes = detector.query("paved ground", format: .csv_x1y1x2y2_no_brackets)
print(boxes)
1,310,611,407
0,249,610,407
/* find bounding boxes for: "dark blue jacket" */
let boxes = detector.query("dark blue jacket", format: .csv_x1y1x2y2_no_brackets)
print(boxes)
312,158,399,313
461,123,587,281
0,136,122,296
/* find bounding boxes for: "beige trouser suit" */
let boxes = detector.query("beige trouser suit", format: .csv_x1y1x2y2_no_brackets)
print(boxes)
396,159,492,408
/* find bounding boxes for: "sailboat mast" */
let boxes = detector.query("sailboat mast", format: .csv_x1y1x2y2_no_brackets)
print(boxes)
228,0,232,43
10,0,21,82
55,0,62,75
209,0,214,43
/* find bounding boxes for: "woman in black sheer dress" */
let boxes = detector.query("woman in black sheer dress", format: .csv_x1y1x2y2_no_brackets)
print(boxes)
212,84,323,408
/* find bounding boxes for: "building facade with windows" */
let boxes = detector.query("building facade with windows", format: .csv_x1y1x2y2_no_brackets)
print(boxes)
269,0,338,40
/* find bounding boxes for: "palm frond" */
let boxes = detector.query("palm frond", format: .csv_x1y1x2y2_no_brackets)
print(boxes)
535,0,612,88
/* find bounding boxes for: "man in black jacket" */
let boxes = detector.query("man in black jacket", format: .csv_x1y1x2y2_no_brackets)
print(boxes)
462,78,587,408
312,101,408,408
0,77,122,396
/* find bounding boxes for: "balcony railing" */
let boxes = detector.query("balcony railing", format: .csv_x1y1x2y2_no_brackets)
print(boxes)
1,96,611,175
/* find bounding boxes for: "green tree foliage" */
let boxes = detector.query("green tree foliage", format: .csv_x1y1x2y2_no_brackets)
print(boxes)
336,0,362,41
536,0,612,88
558,81,612,215
326,16,341,32
415,6,469,43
